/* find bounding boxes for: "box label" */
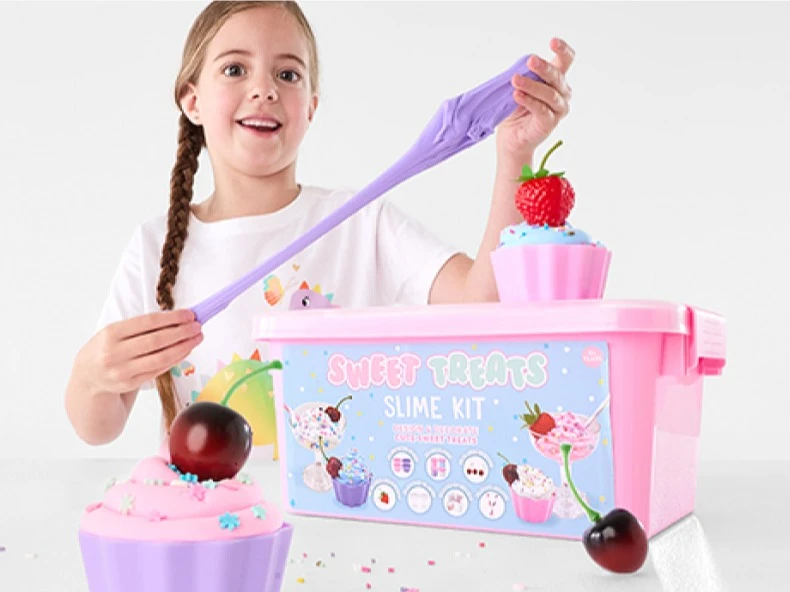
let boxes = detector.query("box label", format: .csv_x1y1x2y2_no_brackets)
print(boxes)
279,339,614,538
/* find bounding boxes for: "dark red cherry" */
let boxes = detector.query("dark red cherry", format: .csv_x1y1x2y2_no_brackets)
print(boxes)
326,457,343,478
168,360,282,482
169,401,252,481
324,395,352,423
583,509,649,574
318,436,343,479
497,452,518,486
560,443,648,574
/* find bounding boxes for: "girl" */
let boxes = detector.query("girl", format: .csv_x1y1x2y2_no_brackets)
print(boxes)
64,1,573,448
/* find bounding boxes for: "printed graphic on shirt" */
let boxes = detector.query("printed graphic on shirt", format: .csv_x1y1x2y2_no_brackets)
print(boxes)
262,273,299,307
170,360,196,378
262,264,338,310
186,350,282,459
288,281,337,310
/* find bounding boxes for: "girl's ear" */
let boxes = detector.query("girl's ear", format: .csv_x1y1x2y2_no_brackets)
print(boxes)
308,94,319,123
179,83,201,125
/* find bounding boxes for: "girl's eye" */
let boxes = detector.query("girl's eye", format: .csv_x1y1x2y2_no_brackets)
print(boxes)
223,63,245,77
278,69,301,83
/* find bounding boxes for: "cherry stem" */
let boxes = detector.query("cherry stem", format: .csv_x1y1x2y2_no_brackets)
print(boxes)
219,360,283,407
317,436,329,462
538,139,563,171
496,452,512,465
560,443,601,523
333,395,352,409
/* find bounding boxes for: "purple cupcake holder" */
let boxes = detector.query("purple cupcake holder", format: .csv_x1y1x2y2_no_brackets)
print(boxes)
333,479,371,508
78,524,293,592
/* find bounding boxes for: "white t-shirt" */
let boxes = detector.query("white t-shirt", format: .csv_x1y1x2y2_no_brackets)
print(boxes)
97,185,460,438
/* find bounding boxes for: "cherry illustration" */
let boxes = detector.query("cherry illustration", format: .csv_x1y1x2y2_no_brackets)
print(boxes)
560,443,648,574
324,395,352,423
318,436,342,478
169,360,282,481
497,452,519,486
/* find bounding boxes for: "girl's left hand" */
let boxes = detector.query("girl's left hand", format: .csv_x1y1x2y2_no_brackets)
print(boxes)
496,37,575,159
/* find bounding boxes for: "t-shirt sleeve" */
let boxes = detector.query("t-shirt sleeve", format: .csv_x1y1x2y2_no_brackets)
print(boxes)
96,226,147,330
375,199,462,305
95,226,155,391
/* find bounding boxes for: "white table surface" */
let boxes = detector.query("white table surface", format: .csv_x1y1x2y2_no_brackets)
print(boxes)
1,458,786,592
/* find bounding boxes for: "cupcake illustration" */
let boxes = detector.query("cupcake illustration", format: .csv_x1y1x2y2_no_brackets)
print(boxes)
319,438,372,508
497,453,555,523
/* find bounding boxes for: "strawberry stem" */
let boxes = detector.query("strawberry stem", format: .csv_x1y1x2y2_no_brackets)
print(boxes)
538,139,563,172
219,360,283,407
560,443,601,523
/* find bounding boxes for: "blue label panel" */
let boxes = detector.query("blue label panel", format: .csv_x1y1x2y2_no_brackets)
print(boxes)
279,339,613,538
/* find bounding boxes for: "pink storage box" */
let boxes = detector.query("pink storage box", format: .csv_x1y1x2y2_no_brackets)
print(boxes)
253,300,726,540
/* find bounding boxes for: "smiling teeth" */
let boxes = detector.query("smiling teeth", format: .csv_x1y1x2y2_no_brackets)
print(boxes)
241,120,279,129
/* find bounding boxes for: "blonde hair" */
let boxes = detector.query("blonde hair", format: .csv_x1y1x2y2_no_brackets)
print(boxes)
155,1,319,431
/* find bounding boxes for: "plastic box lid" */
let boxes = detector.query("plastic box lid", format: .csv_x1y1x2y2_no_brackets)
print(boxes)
252,299,721,341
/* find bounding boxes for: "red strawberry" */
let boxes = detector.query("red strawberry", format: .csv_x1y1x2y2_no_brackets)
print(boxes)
514,139,575,227
519,400,557,437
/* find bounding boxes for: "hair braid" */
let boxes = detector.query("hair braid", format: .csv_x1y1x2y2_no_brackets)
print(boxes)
154,113,204,432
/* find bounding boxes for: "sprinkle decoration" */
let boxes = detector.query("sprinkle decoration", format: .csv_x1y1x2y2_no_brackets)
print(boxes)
190,484,207,502
251,505,268,520
120,494,135,515
218,512,240,531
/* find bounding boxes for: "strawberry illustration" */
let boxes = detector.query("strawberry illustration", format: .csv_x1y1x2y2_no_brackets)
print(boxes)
514,139,575,227
520,400,557,437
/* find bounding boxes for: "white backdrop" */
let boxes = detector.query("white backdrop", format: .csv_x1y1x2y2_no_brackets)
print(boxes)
1,0,787,462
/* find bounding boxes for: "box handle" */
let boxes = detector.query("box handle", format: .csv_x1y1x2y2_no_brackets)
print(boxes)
687,306,727,376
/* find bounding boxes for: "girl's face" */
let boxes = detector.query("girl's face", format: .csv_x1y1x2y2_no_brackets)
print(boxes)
181,6,317,179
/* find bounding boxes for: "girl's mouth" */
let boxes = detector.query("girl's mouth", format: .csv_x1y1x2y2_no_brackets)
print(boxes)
237,118,282,136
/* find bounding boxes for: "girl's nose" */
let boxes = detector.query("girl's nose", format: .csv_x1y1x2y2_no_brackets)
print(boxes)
250,82,279,103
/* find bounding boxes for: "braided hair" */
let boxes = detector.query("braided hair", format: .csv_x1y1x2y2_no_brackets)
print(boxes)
154,1,319,432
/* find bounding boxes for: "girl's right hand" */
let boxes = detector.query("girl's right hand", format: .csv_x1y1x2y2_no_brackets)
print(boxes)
78,309,204,396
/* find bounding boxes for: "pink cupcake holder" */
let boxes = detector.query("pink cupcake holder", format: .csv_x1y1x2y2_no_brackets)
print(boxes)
510,488,556,523
491,244,611,303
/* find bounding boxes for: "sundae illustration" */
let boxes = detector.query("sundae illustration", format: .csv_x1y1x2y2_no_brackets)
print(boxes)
520,401,601,519
286,395,352,492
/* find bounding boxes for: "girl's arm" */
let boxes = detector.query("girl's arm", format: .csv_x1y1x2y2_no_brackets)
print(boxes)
429,156,528,304
429,39,575,305
64,310,202,445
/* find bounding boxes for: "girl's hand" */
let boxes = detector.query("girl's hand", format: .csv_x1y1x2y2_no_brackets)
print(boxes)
76,309,203,396
496,37,575,160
